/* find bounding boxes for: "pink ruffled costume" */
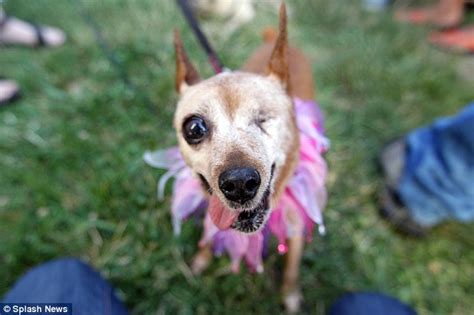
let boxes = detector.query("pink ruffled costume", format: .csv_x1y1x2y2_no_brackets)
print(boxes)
144,98,329,273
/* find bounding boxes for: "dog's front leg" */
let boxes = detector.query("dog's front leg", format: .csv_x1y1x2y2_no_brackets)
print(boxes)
282,233,304,314
281,207,305,314
191,244,213,275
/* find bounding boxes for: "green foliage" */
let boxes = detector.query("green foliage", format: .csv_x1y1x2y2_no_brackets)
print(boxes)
1,0,473,314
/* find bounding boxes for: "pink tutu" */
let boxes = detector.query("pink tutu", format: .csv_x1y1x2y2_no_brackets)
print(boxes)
144,98,329,273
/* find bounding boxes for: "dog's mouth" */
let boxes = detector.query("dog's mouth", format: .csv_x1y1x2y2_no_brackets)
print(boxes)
230,188,270,233
205,164,275,234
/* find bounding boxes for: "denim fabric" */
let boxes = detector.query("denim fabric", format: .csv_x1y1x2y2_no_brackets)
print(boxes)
329,292,416,315
2,258,129,315
399,103,474,226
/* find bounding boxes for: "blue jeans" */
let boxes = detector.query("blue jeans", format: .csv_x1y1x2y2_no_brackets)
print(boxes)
399,103,474,226
329,292,416,315
2,258,128,315
3,258,416,314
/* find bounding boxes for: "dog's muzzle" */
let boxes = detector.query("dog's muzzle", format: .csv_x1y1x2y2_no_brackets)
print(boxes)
231,188,271,233
229,164,275,233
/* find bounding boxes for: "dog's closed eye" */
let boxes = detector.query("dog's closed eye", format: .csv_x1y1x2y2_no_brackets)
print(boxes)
254,116,272,134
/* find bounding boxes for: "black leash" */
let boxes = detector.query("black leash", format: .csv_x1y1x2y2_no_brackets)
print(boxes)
75,0,157,115
75,0,131,86
176,0,225,74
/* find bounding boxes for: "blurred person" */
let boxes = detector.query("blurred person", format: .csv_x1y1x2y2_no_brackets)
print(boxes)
0,77,19,105
395,0,474,53
0,7,65,47
190,0,285,37
363,0,391,11
379,102,474,236
0,4,66,106
192,0,256,24
429,24,474,53
3,258,417,315
395,0,466,28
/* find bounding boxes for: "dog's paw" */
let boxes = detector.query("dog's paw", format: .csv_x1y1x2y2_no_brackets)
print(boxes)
283,288,303,314
190,247,213,275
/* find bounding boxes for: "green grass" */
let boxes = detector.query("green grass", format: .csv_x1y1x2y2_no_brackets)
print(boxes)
1,0,473,314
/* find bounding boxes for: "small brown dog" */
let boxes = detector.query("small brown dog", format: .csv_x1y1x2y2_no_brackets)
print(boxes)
173,3,318,312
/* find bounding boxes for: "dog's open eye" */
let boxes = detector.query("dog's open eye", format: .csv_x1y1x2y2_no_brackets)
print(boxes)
183,115,209,144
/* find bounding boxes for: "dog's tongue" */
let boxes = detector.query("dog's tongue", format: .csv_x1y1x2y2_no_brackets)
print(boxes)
209,195,238,230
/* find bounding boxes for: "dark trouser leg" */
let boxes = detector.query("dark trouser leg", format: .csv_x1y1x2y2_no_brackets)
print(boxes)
2,258,129,315
329,292,417,315
398,103,474,226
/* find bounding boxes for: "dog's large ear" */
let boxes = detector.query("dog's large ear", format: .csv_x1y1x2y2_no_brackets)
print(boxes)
174,30,200,94
267,2,289,89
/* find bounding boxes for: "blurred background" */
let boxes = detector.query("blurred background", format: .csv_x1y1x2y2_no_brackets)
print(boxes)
1,0,473,314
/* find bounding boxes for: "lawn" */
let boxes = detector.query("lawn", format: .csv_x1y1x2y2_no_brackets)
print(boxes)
1,0,473,314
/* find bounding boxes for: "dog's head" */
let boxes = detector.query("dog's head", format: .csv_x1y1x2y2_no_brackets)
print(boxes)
173,4,299,233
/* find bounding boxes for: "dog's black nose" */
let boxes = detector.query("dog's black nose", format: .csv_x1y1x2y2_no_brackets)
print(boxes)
218,167,261,204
